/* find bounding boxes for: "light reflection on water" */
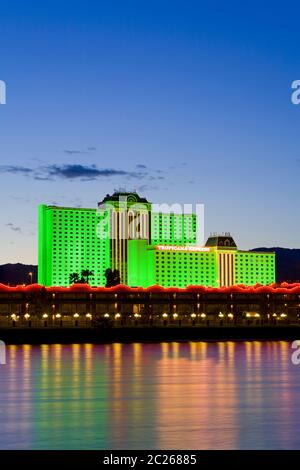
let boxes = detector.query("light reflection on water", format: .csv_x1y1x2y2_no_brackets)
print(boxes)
0,341,299,449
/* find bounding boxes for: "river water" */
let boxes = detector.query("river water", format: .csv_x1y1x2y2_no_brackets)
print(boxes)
0,341,299,449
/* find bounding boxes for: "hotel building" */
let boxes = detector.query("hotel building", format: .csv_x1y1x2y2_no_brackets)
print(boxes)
38,191,275,287
128,236,275,288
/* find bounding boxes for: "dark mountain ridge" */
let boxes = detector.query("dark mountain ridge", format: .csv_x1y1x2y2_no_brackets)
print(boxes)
0,248,300,285
0,263,37,286
249,247,300,283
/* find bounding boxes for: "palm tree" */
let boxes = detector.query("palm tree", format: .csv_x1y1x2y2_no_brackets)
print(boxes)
81,269,94,284
69,272,80,284
104,268,112,287
113,269,120,285
104,268,120,287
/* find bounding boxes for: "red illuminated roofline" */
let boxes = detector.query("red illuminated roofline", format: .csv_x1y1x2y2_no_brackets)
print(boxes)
0,282,298,294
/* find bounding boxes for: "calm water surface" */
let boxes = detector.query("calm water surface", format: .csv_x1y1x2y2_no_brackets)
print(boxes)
0,341,299,449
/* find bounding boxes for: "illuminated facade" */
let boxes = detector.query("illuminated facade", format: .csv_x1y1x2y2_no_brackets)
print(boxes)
127,235,275,288
38,205,110,286
38,192,198,286
97,192,151,284
38,192,275,288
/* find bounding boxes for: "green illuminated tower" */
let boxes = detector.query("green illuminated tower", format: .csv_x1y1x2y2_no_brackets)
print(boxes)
38,205,110,286
97,192,152,284
97,192,198,284
150,212,197,245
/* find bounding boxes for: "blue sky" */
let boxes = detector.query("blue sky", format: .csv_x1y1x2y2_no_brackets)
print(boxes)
1,0,300,263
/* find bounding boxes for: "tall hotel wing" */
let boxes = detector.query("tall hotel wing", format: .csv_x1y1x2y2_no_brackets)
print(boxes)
38,192,275,287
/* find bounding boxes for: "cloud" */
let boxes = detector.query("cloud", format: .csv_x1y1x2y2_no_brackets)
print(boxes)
64,149,87,155
0,162,143,182
0,165,33,175
64,146,97,155
6,223,22,233
33,176,53,181
9,195,31,203
136,184,159,192
46,164,134,180
136,164,147,169
0,162,169,184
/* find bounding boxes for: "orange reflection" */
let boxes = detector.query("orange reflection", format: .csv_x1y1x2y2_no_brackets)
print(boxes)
156,341,239,449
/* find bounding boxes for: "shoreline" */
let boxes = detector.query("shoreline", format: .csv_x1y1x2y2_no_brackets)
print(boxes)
0,326,300,344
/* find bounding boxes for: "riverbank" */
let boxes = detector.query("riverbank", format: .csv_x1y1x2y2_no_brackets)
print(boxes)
1,325,300,344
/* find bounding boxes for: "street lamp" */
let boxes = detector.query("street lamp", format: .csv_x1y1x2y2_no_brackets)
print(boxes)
28,272,33,284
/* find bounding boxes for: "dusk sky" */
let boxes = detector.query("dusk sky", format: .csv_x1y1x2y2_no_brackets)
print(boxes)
1,0,300,264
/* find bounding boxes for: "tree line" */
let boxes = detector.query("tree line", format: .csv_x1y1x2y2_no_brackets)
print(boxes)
69,268,120,287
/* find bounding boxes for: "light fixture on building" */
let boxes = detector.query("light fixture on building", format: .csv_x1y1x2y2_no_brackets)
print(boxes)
42,314,48,319
74,313,79,318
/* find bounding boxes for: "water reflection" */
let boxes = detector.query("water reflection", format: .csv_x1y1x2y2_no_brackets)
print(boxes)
0,341,300,449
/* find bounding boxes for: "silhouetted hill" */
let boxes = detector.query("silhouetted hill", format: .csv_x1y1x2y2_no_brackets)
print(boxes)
251,247,300,282
0,264,37,286
1,248,300,285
